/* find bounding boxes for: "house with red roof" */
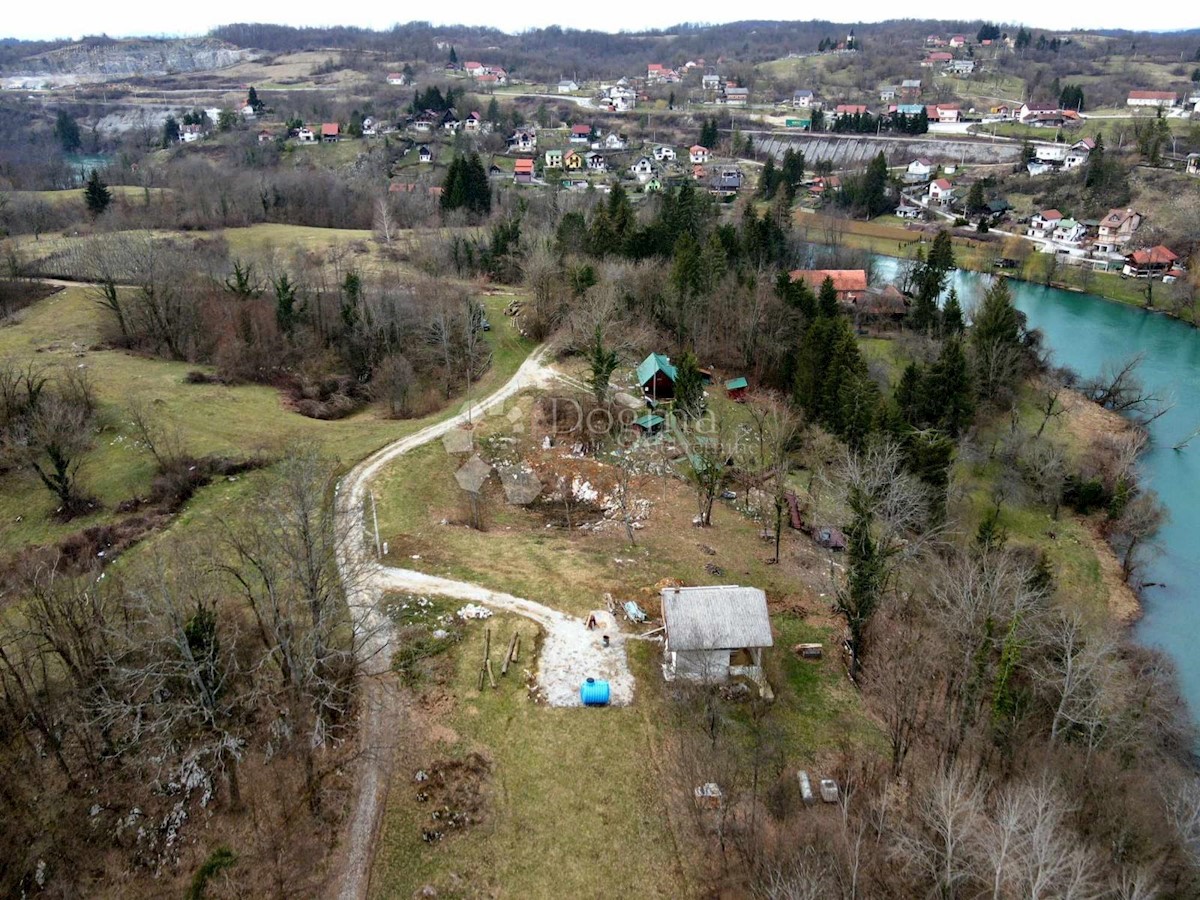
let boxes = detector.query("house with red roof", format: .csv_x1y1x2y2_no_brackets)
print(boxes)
928,178,954,203
570,123,593,143
835,104,869,118
1028,209,1064,237
321,123,340,142
690,145,710,164
922,51,954,67
1127,91,1177,108
788,269,868,303
513,157,535,184
1123,245,1179,277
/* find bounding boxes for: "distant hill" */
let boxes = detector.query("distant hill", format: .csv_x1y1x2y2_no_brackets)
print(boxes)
6,37,250,76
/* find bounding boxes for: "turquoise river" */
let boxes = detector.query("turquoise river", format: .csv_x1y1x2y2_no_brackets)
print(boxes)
874,258,1200,719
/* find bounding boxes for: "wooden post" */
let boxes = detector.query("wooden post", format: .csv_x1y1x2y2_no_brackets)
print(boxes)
484,627,491,663
486,659,497,688
511,634,520,663
501,632,519,676
477,665,485,692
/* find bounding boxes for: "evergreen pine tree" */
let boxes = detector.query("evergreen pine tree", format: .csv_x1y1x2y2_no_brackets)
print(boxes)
970,277,1023,398
161,115,180,148
673,351,705,421
941,288,964,334
486,96,501,125
925,336,975,435
54,110,82,153
895,362,926,425
818,276,840,317
83,169,111,217
759,156,777,198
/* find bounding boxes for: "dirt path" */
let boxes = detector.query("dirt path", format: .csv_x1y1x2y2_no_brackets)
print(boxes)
329,348,636,899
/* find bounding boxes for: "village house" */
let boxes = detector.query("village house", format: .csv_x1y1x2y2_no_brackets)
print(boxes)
690,144,710,164
834,103,869,119
320,123,340,143
570,123,593,144
1064,138,1095,170
508,130,537,152
709,167,743,197
1123,245,1179,278
544,149,563,168
879,86,898,102
789,269,868,303
1028,209,1064,237
855,284,910,321
1053,218,1088,246
895,201,923,219
927,104,960,124
948,34,967,48
601,132,628,151
922,51,954,67
297,126,316,143
901,79,922,100
725,377,748,401
792,89,817,109
417,144,433,163
442,111,461,132
181,124,204,143
1127,91,1178,108
906,158,935,180
637,353,676,401
928,178,954,203
646,63,678,83
513,157,535,184
660,585,773,686
926,34,948,47
464,61,486,76
464,112,482,133
653,145,676,161
702,72,722,92
721,85,749,106
1033,143,1069,164
630,156,657,183
557,79,579,93
585,151,606,171
563,150,583,171
1095,208,1142,253
946,59,976,76
387,72,408,86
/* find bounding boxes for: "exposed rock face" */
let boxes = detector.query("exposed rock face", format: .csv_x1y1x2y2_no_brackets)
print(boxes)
14,38,251,77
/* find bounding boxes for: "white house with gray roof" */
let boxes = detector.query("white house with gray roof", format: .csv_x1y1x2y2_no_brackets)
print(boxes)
661,585,773,685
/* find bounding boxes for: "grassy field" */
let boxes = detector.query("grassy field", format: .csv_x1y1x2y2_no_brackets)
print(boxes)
369,605,689,900
0,284,534,554
368,400,879,898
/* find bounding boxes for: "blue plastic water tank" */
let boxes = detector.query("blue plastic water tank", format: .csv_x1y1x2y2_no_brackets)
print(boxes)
580,678,611,706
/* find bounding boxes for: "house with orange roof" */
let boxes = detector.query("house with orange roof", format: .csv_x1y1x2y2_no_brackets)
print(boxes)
788,269,868,303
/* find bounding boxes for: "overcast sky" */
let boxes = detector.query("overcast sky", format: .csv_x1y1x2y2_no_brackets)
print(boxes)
3,2,1197,41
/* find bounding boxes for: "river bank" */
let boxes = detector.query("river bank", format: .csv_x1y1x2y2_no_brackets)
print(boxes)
1059,389,1143,626
797,210,1193,324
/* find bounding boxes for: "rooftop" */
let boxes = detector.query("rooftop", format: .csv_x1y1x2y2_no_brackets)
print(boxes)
661,585,773,651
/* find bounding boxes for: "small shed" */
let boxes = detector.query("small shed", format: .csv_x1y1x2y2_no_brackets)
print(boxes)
725,376,748,401
661,585,773,683
632,414,665,435
637,353,677,402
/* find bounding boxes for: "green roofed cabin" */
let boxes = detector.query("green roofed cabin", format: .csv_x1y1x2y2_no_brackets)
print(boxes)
725,377,748,401
637,353,677,402
633,414,665,435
